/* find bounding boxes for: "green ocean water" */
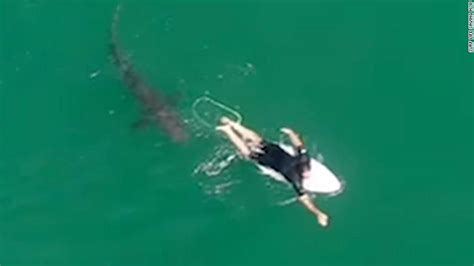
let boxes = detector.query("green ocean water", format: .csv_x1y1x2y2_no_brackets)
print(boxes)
1,0,473,265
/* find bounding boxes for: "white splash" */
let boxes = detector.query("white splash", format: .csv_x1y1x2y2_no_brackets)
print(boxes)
89,70,101,79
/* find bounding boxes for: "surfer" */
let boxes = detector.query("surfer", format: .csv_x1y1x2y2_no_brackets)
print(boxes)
216,117,329,227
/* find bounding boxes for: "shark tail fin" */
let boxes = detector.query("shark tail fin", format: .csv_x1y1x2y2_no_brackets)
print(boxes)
110,4,125,68
111,5,122,45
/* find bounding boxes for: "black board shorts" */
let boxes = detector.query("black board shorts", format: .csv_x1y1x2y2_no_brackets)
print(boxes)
250,141,306,196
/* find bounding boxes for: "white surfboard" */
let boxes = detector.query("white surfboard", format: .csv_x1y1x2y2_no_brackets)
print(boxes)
257,144,343,194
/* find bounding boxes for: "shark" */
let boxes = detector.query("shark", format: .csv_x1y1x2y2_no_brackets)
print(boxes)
110,5,189,143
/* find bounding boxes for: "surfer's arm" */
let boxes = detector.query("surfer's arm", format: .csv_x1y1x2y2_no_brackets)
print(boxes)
298,194,329,227
280,128,304,149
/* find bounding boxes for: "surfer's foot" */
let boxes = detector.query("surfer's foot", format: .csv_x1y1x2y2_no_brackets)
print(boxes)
216,124,233,134
219,116,235,126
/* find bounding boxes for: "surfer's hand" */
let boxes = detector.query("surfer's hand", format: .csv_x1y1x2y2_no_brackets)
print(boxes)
281,128,304,147
317,213,329,227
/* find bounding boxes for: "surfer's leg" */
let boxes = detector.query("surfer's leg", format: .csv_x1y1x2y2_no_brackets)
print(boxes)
216,125,251,158
220,117,263,144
